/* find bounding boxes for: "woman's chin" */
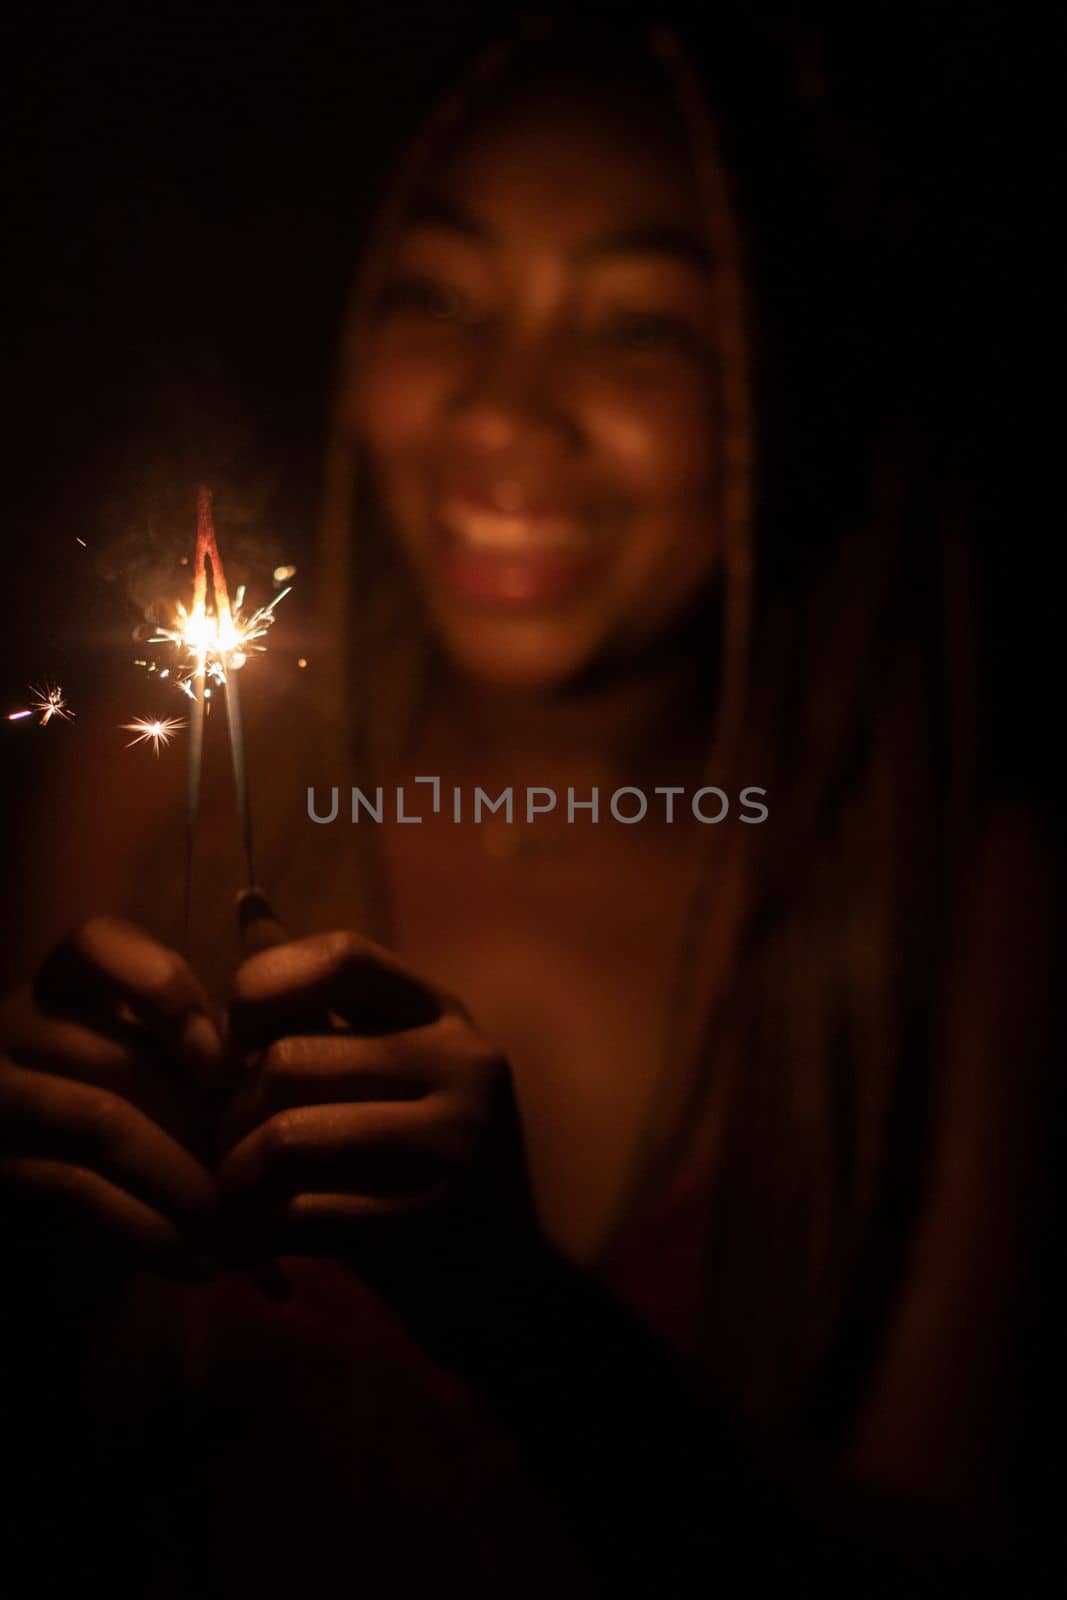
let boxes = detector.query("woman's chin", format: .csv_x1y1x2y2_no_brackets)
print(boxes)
434,614,597,694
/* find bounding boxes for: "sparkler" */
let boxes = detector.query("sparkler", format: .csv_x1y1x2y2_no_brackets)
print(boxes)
126,487,289,940
152,487,287,930
141,495,288,840
142,496,291,1302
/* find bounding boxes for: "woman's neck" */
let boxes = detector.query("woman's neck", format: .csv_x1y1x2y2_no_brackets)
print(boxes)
414,638,719,793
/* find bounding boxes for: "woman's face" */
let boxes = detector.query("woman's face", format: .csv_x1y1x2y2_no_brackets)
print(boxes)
352,76,727,690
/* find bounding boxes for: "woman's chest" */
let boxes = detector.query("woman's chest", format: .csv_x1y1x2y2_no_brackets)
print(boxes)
379,815,704,1261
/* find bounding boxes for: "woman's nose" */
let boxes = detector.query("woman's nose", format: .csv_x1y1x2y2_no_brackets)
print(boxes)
447,328,582,451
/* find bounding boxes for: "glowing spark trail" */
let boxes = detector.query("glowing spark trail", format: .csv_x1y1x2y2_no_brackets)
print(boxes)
34,684,75,725
8,683,76,726
122,716,186,755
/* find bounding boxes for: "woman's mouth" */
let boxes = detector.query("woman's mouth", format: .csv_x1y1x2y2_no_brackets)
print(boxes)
434,495,607,606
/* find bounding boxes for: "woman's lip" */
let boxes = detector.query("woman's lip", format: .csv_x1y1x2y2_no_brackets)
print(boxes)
439,498,587,552
441,485,581,520
433,512,607,605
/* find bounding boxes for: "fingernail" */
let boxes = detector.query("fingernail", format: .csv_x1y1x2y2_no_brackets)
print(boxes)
237,888,289,957
181,1012,224,1069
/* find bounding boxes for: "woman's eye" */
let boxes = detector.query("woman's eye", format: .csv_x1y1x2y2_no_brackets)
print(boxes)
592,311,701,356
371,276,479,325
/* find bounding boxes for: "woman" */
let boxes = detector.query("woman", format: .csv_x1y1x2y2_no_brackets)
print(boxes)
0,19,1052,1596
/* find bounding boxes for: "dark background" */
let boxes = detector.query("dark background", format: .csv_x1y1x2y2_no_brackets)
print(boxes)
2,1,1044,811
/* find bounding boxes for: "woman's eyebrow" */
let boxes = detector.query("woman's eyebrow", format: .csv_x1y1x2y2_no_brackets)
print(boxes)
400,201,713,272
403,195,489,241
574,223,715,272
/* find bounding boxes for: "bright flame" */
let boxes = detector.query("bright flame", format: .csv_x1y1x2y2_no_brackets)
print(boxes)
143,497,290,702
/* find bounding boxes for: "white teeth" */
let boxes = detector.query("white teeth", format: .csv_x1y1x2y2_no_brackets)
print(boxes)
440,504,584,551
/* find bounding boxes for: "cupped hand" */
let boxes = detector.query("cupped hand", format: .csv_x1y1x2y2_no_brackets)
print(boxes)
0,917,222,1283
217,927,540,1343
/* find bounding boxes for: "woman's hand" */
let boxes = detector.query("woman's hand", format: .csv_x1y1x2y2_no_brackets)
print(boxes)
216,928,540,1351
0,917,222,1284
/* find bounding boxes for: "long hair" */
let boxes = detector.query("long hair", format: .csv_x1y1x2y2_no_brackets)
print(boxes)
313,15,984,1450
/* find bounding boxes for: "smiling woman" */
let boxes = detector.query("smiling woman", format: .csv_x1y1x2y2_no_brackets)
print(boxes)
0,14,1054,1600
343,47,743,694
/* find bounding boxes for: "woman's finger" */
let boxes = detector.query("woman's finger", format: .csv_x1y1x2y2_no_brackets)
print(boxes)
1,1009,205,1146
0,1157,214,1281
218,1030,432,1152
215,1098,475,1227
30,917,223,1081
236,887,291,957
220,1011,501,1147
0,1058,216,1234
224,892,333,1073
229,929,446,1048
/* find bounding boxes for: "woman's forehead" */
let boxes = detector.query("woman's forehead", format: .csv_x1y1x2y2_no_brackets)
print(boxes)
416,95,702,243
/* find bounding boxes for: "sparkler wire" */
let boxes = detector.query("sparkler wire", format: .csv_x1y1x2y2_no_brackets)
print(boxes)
184,671,206,949
224,669,255,890
183,489,259,931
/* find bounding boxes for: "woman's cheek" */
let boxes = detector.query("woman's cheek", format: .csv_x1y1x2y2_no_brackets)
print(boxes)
585,369,717,500
583,376,721,619
354,341,458,454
